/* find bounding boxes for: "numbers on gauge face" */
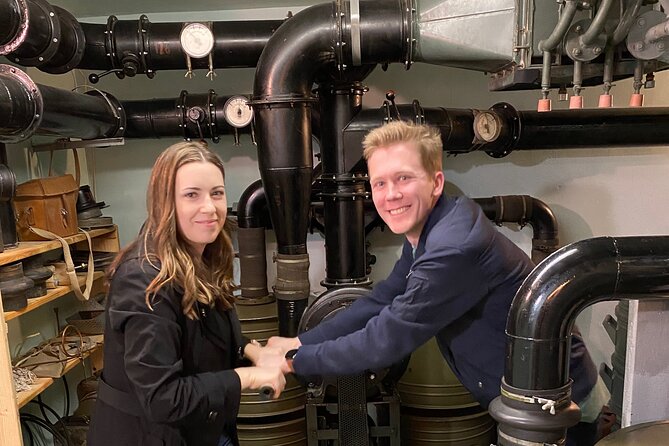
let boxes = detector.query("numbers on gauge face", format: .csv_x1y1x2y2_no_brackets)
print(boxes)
224,96,254,128
180,22,214,59
473,111,502,143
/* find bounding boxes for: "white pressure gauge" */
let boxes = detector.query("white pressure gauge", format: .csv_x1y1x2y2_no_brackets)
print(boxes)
473,110,502,143
223,96,254,128
180,22,215,59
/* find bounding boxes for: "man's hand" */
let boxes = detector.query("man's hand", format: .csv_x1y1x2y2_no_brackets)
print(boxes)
266,336,302,355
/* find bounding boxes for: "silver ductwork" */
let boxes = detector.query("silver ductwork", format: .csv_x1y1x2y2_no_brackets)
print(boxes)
413,0,518,72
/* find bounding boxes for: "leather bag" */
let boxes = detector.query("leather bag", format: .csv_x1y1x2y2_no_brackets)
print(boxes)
13,174,79,241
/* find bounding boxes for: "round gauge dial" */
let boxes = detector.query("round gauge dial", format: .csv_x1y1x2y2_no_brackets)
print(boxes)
180,22,214,59
473,110,502,143
224,96,254,128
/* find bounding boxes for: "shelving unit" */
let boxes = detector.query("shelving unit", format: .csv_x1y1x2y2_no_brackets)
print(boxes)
0,226,119,444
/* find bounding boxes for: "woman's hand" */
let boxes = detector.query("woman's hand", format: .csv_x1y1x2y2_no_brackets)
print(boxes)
234,366,286,399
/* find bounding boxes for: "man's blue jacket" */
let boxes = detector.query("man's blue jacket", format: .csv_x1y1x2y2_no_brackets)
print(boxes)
295,195,598,408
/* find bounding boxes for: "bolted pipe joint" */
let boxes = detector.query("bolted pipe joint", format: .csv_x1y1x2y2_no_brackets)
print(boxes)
490,379,581,445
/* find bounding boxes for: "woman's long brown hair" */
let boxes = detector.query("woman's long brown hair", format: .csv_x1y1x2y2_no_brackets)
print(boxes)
108,141,236,319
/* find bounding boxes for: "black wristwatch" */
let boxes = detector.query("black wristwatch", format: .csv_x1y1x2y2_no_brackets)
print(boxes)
285,348,299,361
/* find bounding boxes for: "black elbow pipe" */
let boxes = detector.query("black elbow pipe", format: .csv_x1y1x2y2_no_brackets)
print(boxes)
252,0,408,256
236,180,271,300
0,64,123,143
474,195,559,263
490,236,669,445
237,179,271,230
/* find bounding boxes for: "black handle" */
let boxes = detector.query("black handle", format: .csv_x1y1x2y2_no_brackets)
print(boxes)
259,386,274,400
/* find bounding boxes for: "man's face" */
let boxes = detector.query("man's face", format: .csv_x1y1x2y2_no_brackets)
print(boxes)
368,142,444,246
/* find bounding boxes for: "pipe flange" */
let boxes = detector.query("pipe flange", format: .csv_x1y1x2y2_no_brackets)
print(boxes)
207,89,220,143
249,94,318,108
41,6,86,74
0,0,29,55
402,0,417,69
177,90,189,140
84,89,126,138
0,64,43,143
138,15,154,78
412,99,425,125
104,15,125,79
333,0,347,71
627,10,669,61
484,102,520,159
564,19,607,62
11,0,62,67
349,0,361,66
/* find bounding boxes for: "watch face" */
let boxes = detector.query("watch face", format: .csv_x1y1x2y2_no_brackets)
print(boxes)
223,96,254,128
180,22,214,59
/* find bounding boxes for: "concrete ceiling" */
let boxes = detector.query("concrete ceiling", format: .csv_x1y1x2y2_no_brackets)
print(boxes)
48,0,321,18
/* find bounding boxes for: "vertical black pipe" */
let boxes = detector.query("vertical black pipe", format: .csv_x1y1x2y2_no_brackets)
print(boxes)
237,180,271,300
318,82,369,286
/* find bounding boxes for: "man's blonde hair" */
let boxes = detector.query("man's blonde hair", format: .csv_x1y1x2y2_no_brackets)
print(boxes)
362,121,443,175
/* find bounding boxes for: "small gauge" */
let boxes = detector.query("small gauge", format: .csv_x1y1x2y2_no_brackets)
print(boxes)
180,22,214,59
223,96,254,128
473,110,502,143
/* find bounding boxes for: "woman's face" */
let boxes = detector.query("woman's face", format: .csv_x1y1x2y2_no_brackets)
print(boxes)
174,161,227,256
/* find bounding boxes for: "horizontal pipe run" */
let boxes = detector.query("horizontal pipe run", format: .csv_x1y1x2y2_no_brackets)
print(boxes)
0,64,122,142
480,103,669,155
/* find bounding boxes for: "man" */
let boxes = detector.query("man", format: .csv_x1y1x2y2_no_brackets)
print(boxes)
265,121,607,445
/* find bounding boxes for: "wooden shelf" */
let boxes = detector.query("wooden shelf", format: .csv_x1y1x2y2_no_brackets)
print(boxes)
16,343,103,409
4,271,105,322
0,227,116,267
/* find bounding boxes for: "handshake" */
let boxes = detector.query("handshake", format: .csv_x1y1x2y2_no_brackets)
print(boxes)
233,336,302,400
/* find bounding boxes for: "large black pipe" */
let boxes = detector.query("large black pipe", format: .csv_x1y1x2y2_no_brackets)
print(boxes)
482,102,669,156
1,0,283,76
490,236,669,445
474,195,559,263
0,0,25,53
0,64,123,143
251,0,407,335
252,0,407,256
77,18,282,78
318,81,370,287
122,92,249,142
237,181,271,300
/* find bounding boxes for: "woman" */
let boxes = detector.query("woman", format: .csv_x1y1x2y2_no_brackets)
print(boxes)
88,141,285,446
